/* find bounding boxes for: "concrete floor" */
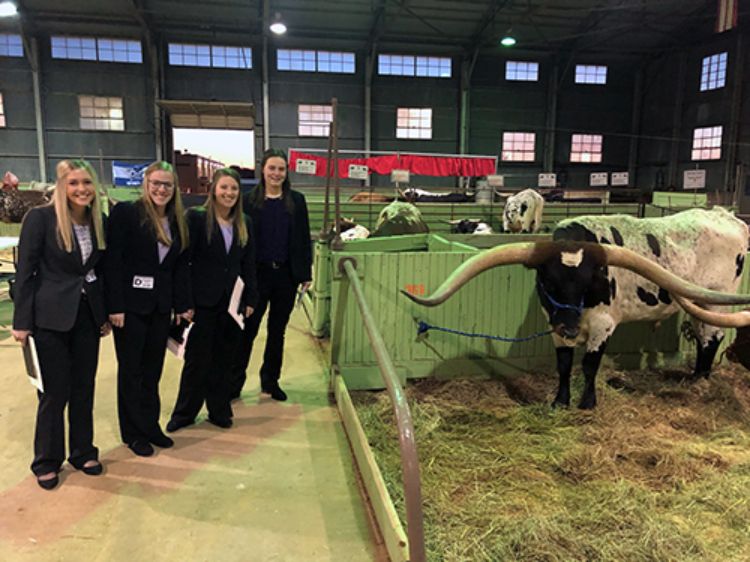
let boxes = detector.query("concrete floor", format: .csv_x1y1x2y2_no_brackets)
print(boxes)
0,309,386,562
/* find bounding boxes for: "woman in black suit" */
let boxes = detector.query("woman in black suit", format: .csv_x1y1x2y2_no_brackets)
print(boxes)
104,161,192,457
229,149,312,402
12,159,109,490
167,168,258,431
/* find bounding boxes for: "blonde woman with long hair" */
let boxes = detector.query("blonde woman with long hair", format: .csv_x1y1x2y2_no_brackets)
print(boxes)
12,159,109,489
103,161,193,457
167,167,258,431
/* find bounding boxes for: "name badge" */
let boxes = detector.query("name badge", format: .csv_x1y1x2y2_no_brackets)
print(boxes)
132,275,155,290
85,270,97,283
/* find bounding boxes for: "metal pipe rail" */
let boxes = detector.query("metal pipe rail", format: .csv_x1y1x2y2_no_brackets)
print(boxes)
337,257,426,562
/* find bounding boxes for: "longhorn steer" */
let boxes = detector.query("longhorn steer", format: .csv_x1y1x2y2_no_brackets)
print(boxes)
503,189,544,233
403,207,750,409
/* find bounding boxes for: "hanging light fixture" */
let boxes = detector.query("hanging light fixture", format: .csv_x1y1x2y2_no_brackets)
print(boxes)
500,28,516,47
0,1,18,17
269,12,287,35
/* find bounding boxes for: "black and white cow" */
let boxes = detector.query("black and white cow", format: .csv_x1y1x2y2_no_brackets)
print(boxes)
403,207,750,409
503,189,544,233
401,188,472,204
448,219,493,235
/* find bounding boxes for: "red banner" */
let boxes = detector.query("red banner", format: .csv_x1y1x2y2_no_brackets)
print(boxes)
288,150,496,178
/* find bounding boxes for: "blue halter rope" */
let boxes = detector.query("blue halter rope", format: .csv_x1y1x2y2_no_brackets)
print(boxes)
535,279,585,316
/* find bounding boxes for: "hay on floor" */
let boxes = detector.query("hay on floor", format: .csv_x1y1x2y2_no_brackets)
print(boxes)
352,364,750,561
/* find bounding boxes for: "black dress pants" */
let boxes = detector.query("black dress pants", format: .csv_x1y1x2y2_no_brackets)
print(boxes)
113,310,170,444
229,263,297,397
32,297,100,476
170,298,241,424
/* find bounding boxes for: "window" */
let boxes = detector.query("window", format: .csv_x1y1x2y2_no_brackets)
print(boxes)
691,125,722,160
378,54,451,78
501,132,535,162
575,64,607,84
168,43,252,69
570,134,603,163
505,61,539,82
78,96,124,131
51,36,142,63
0,93,5,127
97,39,143,63
700,52,727,91
277,49,354,73
396,108,432,139
298,104,332,137
0,33,23,57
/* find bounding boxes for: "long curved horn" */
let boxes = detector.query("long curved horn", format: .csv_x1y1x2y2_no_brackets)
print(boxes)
673,295,750,328
401,242,535,306
601,245,750,305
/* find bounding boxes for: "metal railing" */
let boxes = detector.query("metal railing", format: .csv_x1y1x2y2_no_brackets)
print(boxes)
335,256,426,562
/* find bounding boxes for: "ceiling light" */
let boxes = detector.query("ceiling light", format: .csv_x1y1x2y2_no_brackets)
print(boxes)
269,13,287,35
500,34,516,47
0,1,18,17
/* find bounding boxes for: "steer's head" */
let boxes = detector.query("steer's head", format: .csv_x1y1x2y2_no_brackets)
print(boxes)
528,242,610,339
401,241,750,331
503,199,526,229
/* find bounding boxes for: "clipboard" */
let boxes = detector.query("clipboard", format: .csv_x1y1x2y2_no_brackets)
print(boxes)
23,335,44,392
228,276,245,330
167,320,193,360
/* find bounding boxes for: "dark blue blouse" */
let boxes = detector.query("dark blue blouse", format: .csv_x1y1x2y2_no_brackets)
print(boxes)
256,197,290,264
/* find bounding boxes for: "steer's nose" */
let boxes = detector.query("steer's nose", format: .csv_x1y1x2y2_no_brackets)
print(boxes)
558,325,579,339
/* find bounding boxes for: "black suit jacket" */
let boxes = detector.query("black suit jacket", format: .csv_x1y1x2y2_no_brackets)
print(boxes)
103,200,190,316
13,205,107,332
242,188,312,284
185,208,259,309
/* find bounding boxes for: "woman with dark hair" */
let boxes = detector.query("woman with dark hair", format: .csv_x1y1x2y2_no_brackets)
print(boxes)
166,168,258,432
229,149,312,402
104,161,192,457
12,159,109,489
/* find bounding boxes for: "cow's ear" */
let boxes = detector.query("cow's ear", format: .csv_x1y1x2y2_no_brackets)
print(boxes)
584,266,611,307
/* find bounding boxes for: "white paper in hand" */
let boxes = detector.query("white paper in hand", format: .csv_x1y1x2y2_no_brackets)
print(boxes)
23,335,44,392
167,321,193,360
228,276,245,330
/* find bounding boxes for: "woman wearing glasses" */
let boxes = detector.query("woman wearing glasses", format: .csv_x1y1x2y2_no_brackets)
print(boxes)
229,149,312,402
166,168,258,432
104,161,192,457
12,159,108,490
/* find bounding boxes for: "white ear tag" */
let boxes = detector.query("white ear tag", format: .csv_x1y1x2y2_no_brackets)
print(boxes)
560,249,584,268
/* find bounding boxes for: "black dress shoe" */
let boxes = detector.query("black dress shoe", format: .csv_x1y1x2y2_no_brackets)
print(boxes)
37,472,59,490
81,461,103,476
128,440,155,457
150,433,174,448
166,418,194,433
208,416,233,429
262,383,287,402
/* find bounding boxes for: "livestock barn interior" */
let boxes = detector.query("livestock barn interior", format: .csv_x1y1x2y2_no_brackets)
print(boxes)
2,1,750,561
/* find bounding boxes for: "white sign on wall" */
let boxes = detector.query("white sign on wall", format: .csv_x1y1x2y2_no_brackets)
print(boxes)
391,169,410,183
538,173,556,187
590,172,608,187
486,174,504,187
611,172,629,186
348,164,369,180
683,169,706,190
296,158,317,175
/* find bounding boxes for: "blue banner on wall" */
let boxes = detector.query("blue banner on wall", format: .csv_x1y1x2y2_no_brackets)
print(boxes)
112,161,149,187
